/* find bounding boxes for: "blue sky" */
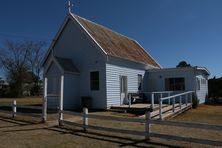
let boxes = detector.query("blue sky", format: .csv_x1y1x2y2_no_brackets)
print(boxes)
0,0,221,78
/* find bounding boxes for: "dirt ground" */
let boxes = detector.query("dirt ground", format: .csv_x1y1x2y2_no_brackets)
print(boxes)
0,102,222,148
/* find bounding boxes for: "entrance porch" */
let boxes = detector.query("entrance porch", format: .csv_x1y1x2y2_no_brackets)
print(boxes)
111,91,193,120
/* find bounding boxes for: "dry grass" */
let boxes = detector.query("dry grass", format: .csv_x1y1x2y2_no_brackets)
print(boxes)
0,97,42,106
172,104,222,124
0,98,222,148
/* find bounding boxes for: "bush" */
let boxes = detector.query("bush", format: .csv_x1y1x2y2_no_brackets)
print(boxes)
192,94,199,109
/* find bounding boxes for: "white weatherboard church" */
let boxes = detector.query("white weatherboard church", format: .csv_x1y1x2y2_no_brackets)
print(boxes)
42,12,209,110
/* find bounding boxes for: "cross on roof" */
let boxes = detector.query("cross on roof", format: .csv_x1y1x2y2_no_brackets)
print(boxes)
68,0,74,13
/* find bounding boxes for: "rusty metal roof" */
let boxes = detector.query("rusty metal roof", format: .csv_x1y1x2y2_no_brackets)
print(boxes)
74,15,161,68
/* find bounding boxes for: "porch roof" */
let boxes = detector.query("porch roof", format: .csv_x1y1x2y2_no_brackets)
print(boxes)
55,56,79,73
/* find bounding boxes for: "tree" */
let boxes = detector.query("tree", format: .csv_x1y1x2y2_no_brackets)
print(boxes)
208,76,222,99
0,41,29,97
176,61,191,68
0,40,46,97
26,41,46,95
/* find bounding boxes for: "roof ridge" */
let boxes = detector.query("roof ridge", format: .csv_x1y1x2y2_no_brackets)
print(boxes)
74,14,136,42
70,13,161,68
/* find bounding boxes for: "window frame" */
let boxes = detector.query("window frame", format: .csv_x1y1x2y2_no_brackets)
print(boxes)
90,71,100,91
138,74,143,91
196,78,200,91
165,77,185,91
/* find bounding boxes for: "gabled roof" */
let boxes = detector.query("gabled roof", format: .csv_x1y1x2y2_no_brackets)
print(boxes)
55,57,79,73
74,15,161,68
42,13,161,68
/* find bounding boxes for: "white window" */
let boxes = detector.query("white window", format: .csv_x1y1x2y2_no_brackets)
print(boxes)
196,78,200,91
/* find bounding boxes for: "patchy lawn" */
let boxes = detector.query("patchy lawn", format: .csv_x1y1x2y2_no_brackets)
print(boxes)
172,104,222,124
0,101,221,147
0,97,42,106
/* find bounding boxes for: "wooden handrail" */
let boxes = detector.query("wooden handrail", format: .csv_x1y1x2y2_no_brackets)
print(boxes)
161,91,194,101
128,91,174,94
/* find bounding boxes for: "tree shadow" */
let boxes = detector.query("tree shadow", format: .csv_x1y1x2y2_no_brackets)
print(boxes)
2,124,184,147
0,117,32,125
48,126,184,148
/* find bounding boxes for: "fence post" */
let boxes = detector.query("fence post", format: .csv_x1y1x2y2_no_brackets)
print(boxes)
191,92,193,108
12,100,16,118
191,92,193,104
59,75,64,126
145,110,151,140
172,97,175,112
159,98,162,120
160,93,163,99
83,107,88,132
168,92,171,104
128,93,131,108
185,94,188,106
42,77,47,123
151,93,154,109
179,96,182,109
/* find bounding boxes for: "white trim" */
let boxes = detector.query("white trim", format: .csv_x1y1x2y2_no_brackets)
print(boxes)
42,13,108,66
44,55,64,74
148,67,210,76
73,14,161,69
52,56,65,74
134,40,162,69
42,13,162,70
107,55,158,69
59,75,64,120
196,67,210,75
44,53,80,75
42,77,47,122
70,13,107,56
42,15,71,66
148,67,194,72
74,15,135,42
44,54,54,74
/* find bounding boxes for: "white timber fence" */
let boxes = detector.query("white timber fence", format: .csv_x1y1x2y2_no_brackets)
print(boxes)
158,91,193,120
59,108,222,146
0,99,44,121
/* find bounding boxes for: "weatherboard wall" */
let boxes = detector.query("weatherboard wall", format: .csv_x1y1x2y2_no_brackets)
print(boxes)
51,18,107,109
147,68,209,104
106,57,154,107
147,69,195,92
195,71,209,104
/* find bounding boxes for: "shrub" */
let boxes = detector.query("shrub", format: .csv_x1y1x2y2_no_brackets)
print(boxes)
192,94,199,109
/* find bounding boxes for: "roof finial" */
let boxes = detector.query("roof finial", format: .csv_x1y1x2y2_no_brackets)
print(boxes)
68,0,74,14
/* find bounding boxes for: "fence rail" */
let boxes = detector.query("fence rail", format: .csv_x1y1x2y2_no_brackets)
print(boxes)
128,91,174,108
159,91,193,120
149,120,222,131
0,100,43,120
59,108,222,146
